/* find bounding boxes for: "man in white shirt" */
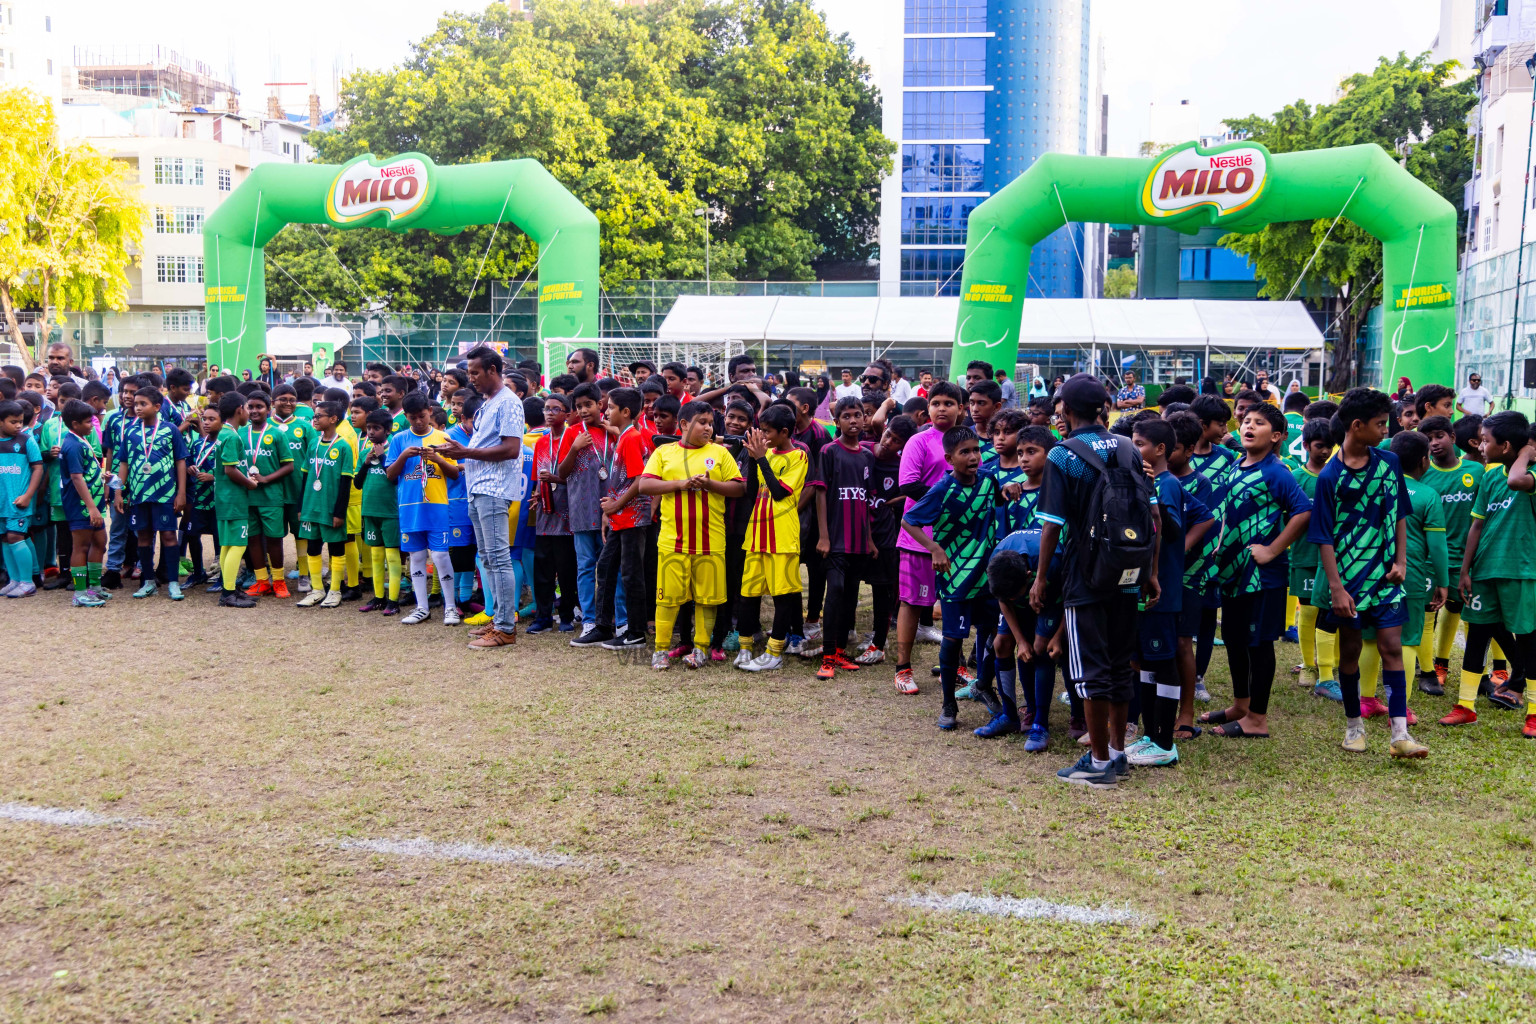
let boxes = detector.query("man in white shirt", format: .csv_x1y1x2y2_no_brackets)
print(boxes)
834,368,862,400
1457,372,1493,416
323,359,353,392
890,367,914,405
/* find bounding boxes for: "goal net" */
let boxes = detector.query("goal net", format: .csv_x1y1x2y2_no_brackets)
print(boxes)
595,338,747,388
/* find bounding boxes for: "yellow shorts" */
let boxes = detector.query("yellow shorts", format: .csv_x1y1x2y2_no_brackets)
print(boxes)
657,551,727,607
346,503,362,536
742,552,801,597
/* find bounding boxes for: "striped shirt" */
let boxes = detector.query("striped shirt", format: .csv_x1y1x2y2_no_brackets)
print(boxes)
464,383,527,501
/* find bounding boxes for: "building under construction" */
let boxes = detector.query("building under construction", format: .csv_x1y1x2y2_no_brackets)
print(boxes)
69,45,239,112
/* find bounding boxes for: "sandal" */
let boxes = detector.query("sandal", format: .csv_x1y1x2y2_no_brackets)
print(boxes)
1174,724,1202,740
1212,721,1269,738
1198,708,1237,725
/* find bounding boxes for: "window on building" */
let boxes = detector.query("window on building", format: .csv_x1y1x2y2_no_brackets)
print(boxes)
904,0,987,33
900,197,980,245
154,207,205,235
1178,247,1256,282
904,38,986,87
218,168,232,192
900,249,967,296
45,14,50,30
46,59,52,74
163,310,206,333
282,141,291,154
155,256,205,285
903,91,985,140
902,144,985,192
153,157,204,186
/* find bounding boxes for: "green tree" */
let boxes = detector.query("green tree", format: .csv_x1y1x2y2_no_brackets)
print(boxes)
1218,52,1474,388
1103,264,1138,299
266,0,892,312
0,87,145,369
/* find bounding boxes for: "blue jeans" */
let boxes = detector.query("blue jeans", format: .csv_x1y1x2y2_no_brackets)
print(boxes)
106,500,130,571
468,494,516,634
573,529,602,625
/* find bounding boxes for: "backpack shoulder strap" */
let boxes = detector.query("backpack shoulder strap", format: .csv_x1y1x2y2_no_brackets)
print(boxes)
1061,436,1108,475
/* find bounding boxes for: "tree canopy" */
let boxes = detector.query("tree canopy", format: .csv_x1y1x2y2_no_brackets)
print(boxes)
1217,52,1475,386
265,0,893,312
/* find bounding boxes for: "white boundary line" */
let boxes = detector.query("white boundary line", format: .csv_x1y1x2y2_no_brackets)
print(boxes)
337,837,585,869
0,803,122,827
1482,947,1536,971
891,891,1148,926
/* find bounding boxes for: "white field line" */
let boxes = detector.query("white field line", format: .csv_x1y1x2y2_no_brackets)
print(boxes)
891,891,1148,926
0,803,121,827
337,837,585,869
1482,947,1536,971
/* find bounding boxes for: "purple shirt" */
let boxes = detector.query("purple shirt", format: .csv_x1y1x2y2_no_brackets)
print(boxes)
896,425,948,553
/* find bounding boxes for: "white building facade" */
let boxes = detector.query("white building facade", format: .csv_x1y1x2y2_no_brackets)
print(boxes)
0,1,61,105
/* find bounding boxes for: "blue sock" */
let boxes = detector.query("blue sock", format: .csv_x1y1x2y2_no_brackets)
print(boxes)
1384,668,1408,719
478,555,496,618
162,541,180,584
995,657,1019,723
1340,669,1362,720
8,540,34,584
456,565,474,603
1034,656,1056,729
939,635,962,712
139,540,155,583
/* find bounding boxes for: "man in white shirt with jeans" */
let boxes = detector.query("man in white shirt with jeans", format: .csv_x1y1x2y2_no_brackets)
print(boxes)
435,344,527,649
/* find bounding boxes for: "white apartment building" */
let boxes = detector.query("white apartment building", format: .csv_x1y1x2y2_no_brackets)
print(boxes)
0,1,61,105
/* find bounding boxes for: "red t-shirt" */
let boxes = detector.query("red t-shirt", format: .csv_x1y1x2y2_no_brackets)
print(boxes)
605,426,654,531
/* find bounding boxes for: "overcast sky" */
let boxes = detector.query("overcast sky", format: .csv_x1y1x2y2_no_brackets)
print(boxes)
65,0,1445,155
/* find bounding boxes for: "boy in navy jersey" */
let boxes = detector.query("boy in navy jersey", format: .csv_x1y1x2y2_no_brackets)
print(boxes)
816,397,877,679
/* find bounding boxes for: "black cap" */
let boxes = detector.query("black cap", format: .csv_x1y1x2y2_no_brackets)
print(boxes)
1058,373,1108,414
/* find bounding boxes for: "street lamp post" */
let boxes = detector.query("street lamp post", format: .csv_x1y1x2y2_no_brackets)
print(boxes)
693,207,710,296
1504,54,1536,408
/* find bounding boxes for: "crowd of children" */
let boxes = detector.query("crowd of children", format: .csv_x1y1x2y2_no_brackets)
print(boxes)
4,352,1533,789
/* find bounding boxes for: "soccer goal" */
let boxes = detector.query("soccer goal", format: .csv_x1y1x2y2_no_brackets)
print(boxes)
544,337,748,387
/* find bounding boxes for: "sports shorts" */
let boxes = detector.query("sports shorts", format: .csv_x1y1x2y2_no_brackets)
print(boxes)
184,507,215,535
1139,610,1179,662
285,503,302,537
1062,593,1139,703
346,501,362,536
401,528,450,553
129,501,177,532
0,514,28,535
864,544,898,588
1400,604,1433,649
1320,597,1409,633
1289,563,1318,603
363,516,402,550
1224,585,1290,646
66,514,100,532
898,549,936,606
742,551,801,597
939,592,998,641
1462,578,1536,636
448,523,474,548
248,505,287,539
656,550,727,607
218,517,250,547
299,519,349,544
1177,584,1207,638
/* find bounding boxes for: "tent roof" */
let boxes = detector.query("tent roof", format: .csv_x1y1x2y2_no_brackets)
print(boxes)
655,295,1324,352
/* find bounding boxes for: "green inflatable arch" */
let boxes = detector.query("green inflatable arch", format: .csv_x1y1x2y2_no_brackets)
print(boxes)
203,153,599,372
951,140,1456,388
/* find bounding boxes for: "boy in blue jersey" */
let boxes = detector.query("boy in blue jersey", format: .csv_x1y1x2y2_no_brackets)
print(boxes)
1200,401,1311,740
387,391,459,625
0,400,44,597
988,528,1066,751
59,400,109,606
1130,417,1213,765
1294,419,1339,699
1188,394,1240,486
984,409,1031,535
902,425,1004,731
114,385,189,601
1309,387,1426,759
1166,411,1222,724
99,374,139,589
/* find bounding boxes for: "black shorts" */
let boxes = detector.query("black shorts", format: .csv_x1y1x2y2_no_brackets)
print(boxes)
1177,584,1205,638
864,544,898,588
184,507,215,535
1062,593,1139,703
1223,586,1288,647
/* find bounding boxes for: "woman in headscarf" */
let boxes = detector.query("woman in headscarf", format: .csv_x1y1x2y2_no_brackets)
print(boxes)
1395,376,1414,402
1029,376,1048,399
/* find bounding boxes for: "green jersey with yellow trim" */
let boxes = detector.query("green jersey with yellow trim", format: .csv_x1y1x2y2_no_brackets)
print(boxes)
1468,464,1536,581
1419,458,1483,568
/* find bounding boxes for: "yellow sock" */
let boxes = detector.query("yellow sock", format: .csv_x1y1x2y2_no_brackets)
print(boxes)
1359,642,1382,699
429,562,441,595
220,545,246,590
1491,638,1507,669
1459,669,1481,710
358,537,373,583
1402,647,1418,688
767,636,786,657
1527,682,1536,716
254,566,269,582
1414,612,1435,674
694,604,718,650
1298,604,1318,669
1315,628,1338,683
344,540,360,587
370,546,386,599
1285,594,1298,629
655,604,679,654
385,548,402,601
308,553,325,590
1435,608,1462,661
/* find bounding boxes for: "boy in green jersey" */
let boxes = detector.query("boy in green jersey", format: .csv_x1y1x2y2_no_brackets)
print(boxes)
297,400,355,609
1280,389,1309,469
1291,419,1334,695
208,394,259,607
1446,411,1536,736
59,400,109,606
241,392,296,598
292,376,316,424
1418,415,1486,694
356,408,403,615
270,383,311,589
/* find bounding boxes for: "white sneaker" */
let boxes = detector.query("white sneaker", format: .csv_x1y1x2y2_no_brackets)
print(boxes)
733,648,756,669
803,622,823,643
0,581,17,598
651,650,671,671
297,576,313,593
443,605,462,626
320,589,342,608
7,581,36,598
1128,741,1179,767
296,591,325,608
742,653,784,672
916,625,944,644
400,607,430,625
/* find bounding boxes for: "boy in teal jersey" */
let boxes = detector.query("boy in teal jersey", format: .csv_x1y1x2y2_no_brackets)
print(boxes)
99,375,139,588
38,383,71,586
1188,394,1240,485
966,380,1003,468
241,392,296,598
114,384,188,600
356,407,403,615
182,410,219,589
209,394,259,607
1418,414,1485,694
297,400,356,609
1291,420,1334,695
983,409,1033,535
1386,431,1449,710
1445,411,1536,736
1309,388,1423,758
0,399,44,597
59,400,109,606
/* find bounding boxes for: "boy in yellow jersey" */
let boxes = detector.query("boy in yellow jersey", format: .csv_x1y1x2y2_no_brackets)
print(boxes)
1418,415,1485,695
1442,411,1536,736
735,403,814,671
386,391,459,625
638,400,745,670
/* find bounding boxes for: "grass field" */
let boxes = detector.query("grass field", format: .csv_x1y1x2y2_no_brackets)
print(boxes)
4,589,1536,1023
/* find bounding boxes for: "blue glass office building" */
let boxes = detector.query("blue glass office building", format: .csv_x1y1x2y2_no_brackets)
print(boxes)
894,0,1090,298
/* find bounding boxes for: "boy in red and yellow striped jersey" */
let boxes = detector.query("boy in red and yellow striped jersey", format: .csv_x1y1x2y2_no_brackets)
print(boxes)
639,400,745,670
735,402,815,671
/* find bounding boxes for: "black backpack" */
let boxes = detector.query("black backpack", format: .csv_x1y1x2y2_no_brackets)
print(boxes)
1061,435,1156,591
